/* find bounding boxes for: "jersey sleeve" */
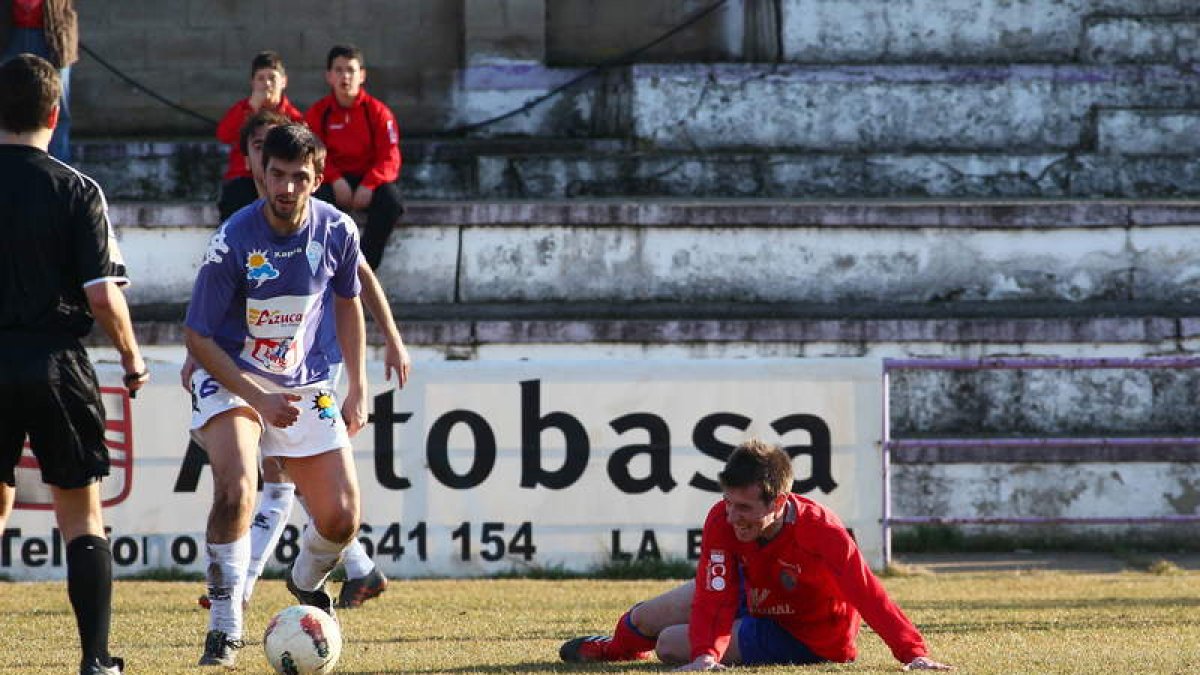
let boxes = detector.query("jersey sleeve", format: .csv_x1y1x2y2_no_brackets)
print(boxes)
215,100,247,145
305,100,343,185
331,217,363,298
71,179,128,288
280,97,305,123
185,223,241,337
816,514,929,663
361,100,401,189
688,503,741,662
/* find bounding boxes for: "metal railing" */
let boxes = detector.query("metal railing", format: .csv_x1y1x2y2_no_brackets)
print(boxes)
881,356,1200,567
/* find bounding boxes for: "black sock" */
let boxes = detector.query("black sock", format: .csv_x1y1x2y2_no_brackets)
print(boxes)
66,534,113,664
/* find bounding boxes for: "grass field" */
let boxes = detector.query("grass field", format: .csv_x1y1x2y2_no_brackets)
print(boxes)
5,568,1200,674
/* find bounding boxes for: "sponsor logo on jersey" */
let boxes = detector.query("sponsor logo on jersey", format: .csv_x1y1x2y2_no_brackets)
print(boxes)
707,549,728,591
248,336,298,372
747,587,772,611
246,249,280,286
247,308,305,328
312,390,340,425
203,225,230,265
387,119,398,145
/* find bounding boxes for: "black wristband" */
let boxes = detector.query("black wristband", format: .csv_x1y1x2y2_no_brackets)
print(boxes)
123,370,147,398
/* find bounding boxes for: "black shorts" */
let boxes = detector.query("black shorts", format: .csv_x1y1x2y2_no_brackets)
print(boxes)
0,334,110,489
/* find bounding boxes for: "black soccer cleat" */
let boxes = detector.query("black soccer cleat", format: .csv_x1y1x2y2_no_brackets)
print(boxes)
337,566,388,608
80,655,124,675
197,630,243,668
286,565,337,622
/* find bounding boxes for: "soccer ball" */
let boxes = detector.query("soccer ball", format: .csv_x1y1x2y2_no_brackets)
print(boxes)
263,605,342,674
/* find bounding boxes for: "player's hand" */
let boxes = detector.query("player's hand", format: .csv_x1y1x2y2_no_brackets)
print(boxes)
351,184,374,211
383,339,411,388
675,656,725,671
332,179,354,210
255,392,302,428
121,352,149,398
341,386,368,437
248,85,269,111
904,656,955,671
179,354,198,391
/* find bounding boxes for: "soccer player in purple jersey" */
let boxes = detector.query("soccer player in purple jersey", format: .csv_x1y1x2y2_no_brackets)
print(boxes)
184,123,367,668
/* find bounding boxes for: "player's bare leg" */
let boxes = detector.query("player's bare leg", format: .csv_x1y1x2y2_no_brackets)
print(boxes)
283,446,361,618
195,409,261,667
561,580,696,663
0,481,14,533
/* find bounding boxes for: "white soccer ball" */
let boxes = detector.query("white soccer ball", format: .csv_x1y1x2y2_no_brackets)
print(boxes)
263,605,342,675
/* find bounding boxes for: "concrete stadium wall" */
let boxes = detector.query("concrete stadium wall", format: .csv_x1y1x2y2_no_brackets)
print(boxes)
68,0,1200,136
74,0,464,134
110,201,1200,309
627,63,1200,151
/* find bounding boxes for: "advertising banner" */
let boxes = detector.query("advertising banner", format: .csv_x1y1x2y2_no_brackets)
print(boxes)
3,357,883,579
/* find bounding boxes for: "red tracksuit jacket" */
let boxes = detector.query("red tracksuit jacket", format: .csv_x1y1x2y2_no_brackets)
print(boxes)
304,89,401,190
215,96,303,181
689,494,929,664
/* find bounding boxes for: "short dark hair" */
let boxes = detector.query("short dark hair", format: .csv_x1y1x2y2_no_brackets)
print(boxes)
326,44,364,70
0,54,61,134
250,50,286,77
261,123,326,177
238,108,291,156
718,439,794,505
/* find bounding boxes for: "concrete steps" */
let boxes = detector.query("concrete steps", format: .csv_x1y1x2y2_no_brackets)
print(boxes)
111,198,1200,310
76,110,1200,202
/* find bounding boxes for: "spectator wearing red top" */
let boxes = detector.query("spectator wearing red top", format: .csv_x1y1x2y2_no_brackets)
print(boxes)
305,44,403,270
0,0,78,162
560,439,955,672
215,50,303,222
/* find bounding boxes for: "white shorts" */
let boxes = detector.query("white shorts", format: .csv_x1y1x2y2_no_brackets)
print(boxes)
189,368,350,458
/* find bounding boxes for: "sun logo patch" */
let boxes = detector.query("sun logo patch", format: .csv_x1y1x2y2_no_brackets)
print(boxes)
312,390,340,425
246,249,280,286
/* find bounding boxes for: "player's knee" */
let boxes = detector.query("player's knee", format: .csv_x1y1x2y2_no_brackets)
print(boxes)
211,476,255,517
320,511,359,545
654,628,690,664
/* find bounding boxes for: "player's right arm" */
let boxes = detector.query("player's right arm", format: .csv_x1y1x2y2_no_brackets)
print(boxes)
73,178,147,394
184,224,298,427
688,504,741,664
184,327,299,428
86,281,147,395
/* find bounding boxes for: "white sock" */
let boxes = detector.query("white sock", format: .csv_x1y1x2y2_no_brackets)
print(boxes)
243,482,296,604
206,535,251,639
342,538,375,579
292,524,346,591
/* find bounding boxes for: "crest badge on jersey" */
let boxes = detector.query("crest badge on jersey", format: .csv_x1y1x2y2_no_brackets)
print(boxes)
306,240,324,276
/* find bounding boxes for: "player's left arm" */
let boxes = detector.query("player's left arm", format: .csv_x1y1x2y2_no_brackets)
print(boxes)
822,524,952,669
333,293,367,436
356,259,410,387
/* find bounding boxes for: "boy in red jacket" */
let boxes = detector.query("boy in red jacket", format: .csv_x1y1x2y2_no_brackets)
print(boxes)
560,439,955,671
305,44,404,270
215,50,303,222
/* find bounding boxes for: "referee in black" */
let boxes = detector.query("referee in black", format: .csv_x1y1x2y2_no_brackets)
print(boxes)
0,54,147,675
